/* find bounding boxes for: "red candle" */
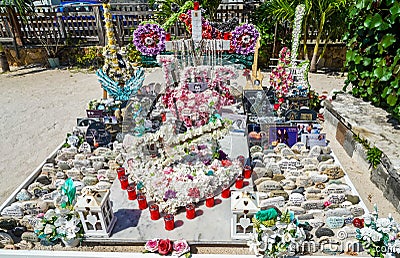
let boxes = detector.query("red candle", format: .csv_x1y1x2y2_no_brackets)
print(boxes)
127,185,136,200
117,167,125,178
164,214,174,231
205,195,214,208
186,203,196,219
165,33,171,41
235,176,244,189
149,204,160,220
223,32,229,40
137,193,148,210
193,1,199,10
119,175,129,190
221,188,231,198
243,166,252,179
161,112,166,122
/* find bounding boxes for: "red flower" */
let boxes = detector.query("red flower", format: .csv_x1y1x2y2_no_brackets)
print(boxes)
273,104,280,111
158,239,173,255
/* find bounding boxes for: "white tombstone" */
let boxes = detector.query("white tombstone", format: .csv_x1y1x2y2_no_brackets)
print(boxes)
75,190,116,237
230,191,259,240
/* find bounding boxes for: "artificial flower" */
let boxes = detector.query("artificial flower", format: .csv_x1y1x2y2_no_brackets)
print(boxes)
145,239,159,252
172,239,190,256
158,239,173,255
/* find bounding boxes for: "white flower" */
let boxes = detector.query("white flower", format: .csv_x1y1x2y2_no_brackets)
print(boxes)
376,218,391,233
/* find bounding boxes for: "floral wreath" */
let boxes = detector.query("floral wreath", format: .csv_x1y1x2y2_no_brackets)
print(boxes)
133,23,166,56
230,24,260,55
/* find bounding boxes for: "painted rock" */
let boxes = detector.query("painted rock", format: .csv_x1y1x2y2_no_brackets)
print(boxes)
309,172,328,183
66,168,82,180
21,232,39,243
280,179,296,190
73,180,85,192
1,204,24,218
93,147,111,156
306,187,322,194
83,176,98,186
27,182,44,196
315,227,335,238
326,216,345,229
57,160,71,170
272,174,285,182
301,157,319,166
308,219,324,229
73,159,91,170
95,181,112,191
55,179,66,188
296,176,313,188
287,169,304,177
269,190,289,200
259,196,285,208
321,146,332,154
337,226,357,240
303,164,318,171
81,167,96,176
325,208,352,217
302,200,325,210
317,154,334,162
328,193,346,204
322,184,351,195
265,162,281,175
19,216,40,231
278,159,295,172
349,205,365,217
340,201,353,208
254,177,270,186
318,163,336,173
322,167,345,179
92,161,104,171
41,191,60,203
289,193,305,206
16,189,32,202
78,142,91,153
257,180,283,192
291,142,306,153
74,154,86,160
106,169,117,181
0,217,17,230
292,187,305,195
36,175,51,185
305,192,324,200
20,200,49,215
15,240,34,249
253,167,273,179
346,194,360,205
297,214,314,220
0,232,14,245
56,171,65,179
286,206,306,215
308,146,322,158
281,147,295,158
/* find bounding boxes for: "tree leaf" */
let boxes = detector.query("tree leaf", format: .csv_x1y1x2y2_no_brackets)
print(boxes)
363,57,371,66
365,13,383,28
381,34,396,48
381,86,389,98
390,2,400,16
381,67,392,81
374,67,383,78
387,94,398,106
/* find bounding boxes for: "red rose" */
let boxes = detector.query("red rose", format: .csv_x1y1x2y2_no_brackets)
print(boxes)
158,239,173,255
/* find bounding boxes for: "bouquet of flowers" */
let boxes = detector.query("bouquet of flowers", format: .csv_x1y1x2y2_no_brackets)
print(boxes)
247,209,306,257
356,205,400,257
144,239,190,257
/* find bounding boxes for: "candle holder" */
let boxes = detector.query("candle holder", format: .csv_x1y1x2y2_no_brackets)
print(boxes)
149,204,160,220
127,185,136,200
243,165,252,179
235,176,244,189
165,33,171,42
117,167,126,178
193,1,199,10
161,112,167,122
137,193,148,210
119,175,129,190
164,214,174,231
221,187,231,198
186,203,196,219
205,195,214,208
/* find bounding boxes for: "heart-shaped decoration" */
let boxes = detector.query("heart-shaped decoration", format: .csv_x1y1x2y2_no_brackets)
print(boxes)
239,217,251,229
86,214,98,226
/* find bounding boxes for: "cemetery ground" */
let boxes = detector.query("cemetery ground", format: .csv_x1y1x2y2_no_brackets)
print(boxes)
0,66,399,253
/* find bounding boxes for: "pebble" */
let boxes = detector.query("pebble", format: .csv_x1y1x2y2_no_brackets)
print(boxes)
0,217,17,230
0,231,14,245
280,179,296,190
257,180,283,192
326,208,352,217
315,227,335,238
21,231,39,242
1,204,24,218
15,240,34,249
292,187,305,195
302,200,325,210
317,154,334,162
12,226,27,237
35,175,51,185
269,190,289,200
83,176,99,186
272,174,285,182
16,189,32,202
346,194,360,205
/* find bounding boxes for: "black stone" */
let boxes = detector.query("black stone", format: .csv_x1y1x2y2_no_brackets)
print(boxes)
315,227,335,238
292,187,305,195
36,175,51,185
317,154,334,162
12,226,27,237
298,222,313,231
40,239,58,246
305,230,313,241
0,217,17,230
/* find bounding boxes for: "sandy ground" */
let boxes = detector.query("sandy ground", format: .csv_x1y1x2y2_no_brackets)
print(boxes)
0,67,399,253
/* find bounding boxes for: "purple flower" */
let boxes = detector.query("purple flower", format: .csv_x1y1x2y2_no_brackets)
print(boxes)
133,23,166,56
230,24,259,55
164,189,177,199
186,174,194,180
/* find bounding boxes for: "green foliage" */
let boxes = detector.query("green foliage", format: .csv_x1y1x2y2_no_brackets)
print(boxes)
72,47,104,70
344,0,400,119
367,146,382,169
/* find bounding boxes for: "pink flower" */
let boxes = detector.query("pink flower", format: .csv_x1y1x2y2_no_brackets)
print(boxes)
145,239,159,252
158,239,173,255
163,167,174,175
324,201,332,207
173,239,190,256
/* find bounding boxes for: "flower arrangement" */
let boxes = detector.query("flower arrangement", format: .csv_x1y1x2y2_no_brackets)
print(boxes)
290,4,305,65
356,205,400,257
247,209,306,257
133,23,166,56
88,98,122,114
230,24,260,55
162,1,194,30
179,10,222,40
270,47,294,99
145,239,190,257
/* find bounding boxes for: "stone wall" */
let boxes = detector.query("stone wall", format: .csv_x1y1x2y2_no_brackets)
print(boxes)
298,43,347,71
324,94,400,212
5,47,47,67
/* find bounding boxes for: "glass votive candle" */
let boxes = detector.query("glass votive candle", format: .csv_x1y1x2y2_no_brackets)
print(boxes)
165,33,171,41
149,204,160,220
243,165,252,179
137,193,148,210
127,185,136,200
161,112,166,122
117,167,126,178
164,214,174,231
221,187,231,198
235,176,244,189
119,175,129,190
205,195,215,208
186,203,196,219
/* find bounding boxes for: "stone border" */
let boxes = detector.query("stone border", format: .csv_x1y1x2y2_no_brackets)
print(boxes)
323,97,400,212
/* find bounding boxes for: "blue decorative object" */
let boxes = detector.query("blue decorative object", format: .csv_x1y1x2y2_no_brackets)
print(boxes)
96,68,145,101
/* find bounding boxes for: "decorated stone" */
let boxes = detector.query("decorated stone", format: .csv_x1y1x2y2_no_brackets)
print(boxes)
56,171,65,179
274,143,289,153
15,240,34,249
74,154,86,160
0,217,17,230
41,163,55,176
252,151,264,160
19,215,40,231
292,187,305,195
340,201,353,208
325,208,352,217
66,168,83,180
78,142,92,153
93,147,111,156
289,193,305,206
287,169,304,177
1,204,24,218
280,179,296,190
322,166,344,179
278,159,295,171
349,205,365,217
305,192,324,200
265,162,281,175
309,172,328,183
281,148,295,158
83,176,99,186
317,154,334,162
20,200,49,215
41,191,60,203
346,194,360,205
308,218,324,229
297,214,314,220
291,142,306,154
89,155,106,163
301,157,318,166
328,193,346,204
21,232,39,243
73,159,91,170
286,206,306,215
315,227,335,238
27,182,44,196
322,183,351,195
92,161,104,171
308,146,322,158
254,177,269,186
16,189,32,202
326,216,345,229
302,200,325,210
344,216,354,225
337,226,357,240
303,164,318,171
106,169,117,181
253,167,273,179
257,180,283,192
0,231,14,245
95,181,112,191
36,175,51,185
272,174,285,182
259,196,285,208
54,179,66,188
296,176,313,188
57,160,71,171
269,190,289,200
306,187,322,194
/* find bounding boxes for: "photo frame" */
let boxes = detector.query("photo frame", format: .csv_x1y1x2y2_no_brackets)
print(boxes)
268,126,298,147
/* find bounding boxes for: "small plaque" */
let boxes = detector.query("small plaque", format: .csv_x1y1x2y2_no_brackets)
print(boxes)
188,82,208,93
85,122,111,147
86,110,104,119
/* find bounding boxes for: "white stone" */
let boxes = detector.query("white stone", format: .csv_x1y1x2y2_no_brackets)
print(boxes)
289,193,305,206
